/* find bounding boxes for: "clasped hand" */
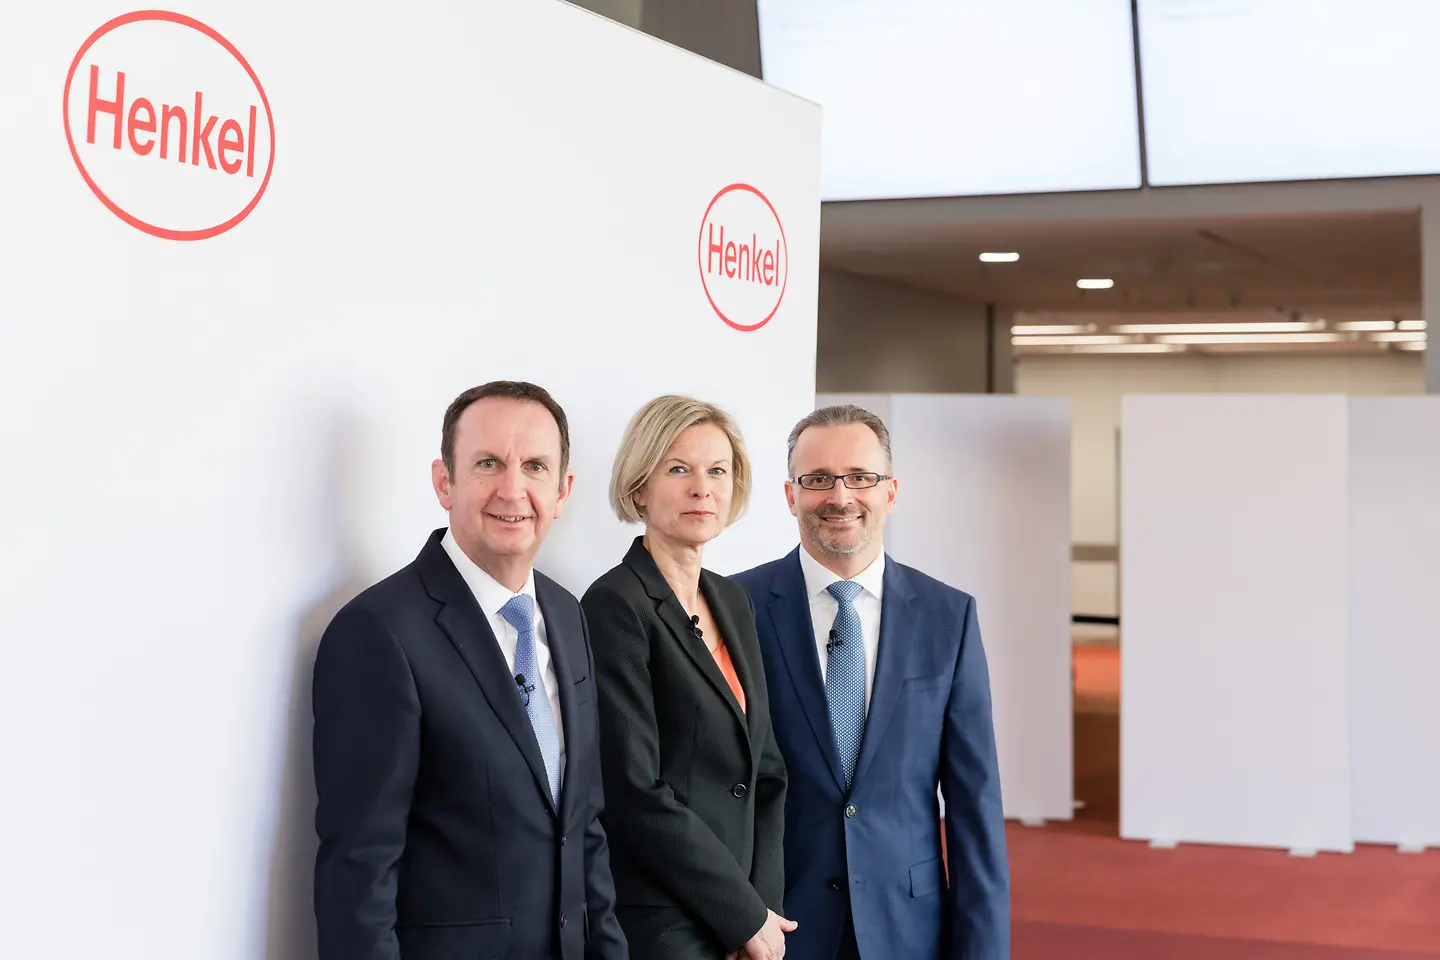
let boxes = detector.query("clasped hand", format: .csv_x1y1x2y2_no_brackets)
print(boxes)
727,909,796,960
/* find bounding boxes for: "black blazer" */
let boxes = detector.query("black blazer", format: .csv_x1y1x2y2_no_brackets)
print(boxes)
311,529,628,960
581,536,787,960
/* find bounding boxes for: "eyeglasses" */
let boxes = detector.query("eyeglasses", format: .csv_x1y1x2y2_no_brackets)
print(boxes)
790,472,890,491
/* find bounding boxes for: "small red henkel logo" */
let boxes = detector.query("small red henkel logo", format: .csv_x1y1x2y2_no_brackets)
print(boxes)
698,184,788,332
62,11,276,241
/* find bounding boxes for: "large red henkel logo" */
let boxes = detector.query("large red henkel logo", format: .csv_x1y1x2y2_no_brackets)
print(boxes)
698,184,788,332
63,11,275,241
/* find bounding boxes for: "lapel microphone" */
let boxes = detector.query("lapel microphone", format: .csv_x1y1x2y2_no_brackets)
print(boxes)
690,614,703,642
826,629,843,653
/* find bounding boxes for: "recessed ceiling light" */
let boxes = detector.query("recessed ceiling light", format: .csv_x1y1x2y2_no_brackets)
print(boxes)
1111,321,1322,334
1335,321,1396,332
979,252,1020,263
1015,343,1185,355
1011,324,1096,335
1154,332,1346,345
1076,278,1114,289
1010,334,1133,346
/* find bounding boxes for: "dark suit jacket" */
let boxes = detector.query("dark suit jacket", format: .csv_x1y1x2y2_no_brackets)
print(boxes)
311,529,628,960
580,536,787,960
733,549,1009,960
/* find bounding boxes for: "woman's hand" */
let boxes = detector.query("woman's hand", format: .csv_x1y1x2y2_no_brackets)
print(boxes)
739,908,797,960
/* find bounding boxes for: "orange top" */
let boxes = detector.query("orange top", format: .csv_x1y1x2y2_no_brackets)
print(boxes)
711,640,747,715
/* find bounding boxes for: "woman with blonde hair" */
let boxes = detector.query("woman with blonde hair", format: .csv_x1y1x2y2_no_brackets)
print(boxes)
582,395,793,960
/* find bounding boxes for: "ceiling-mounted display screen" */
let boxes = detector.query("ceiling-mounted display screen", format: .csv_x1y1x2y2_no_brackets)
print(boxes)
756,0,1143,201
1138,0,1440,187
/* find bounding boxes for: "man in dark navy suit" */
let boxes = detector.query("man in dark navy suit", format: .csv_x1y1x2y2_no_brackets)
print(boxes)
734,404,1009,960
311,381,628,960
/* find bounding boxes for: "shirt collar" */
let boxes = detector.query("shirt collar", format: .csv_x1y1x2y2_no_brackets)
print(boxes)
441,527,536,617
797,543,885,603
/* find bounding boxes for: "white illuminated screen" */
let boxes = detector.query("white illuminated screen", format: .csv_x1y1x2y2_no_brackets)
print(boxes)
757,0,1143,201
1139,0,1440,186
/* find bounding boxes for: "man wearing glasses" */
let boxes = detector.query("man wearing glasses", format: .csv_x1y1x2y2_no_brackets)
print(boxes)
733,405,1008,960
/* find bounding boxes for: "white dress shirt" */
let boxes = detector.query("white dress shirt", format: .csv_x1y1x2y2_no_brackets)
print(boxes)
798,545,885,709
441,529,566,767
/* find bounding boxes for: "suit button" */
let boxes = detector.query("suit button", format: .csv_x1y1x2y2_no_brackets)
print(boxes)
827,878,843,891
845,804,857,819
560,913,568,927
732,783,748,798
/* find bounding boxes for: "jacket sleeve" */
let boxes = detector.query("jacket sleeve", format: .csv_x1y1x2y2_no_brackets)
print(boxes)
578,609,631,960
311,602,420,960
742,587,787,912
582,582,770,952
939,594,1011,960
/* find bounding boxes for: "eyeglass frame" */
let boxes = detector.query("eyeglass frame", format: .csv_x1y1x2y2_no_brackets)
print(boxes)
788,472,892,491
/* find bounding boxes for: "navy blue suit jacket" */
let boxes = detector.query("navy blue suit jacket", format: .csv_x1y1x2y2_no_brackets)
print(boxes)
311,530,628,960
733,549,1009,960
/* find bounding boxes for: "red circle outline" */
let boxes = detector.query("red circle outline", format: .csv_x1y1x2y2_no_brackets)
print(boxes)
62,10,276,242
697,183,789,333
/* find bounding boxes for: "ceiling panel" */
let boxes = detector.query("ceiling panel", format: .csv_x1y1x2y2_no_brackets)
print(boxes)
821,210,1421,310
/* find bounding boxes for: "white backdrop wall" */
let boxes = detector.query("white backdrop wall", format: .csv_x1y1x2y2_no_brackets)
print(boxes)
1016,352,1423,633
1121,393,1440,851
1348,399,1440,849
1120,396,1353,853
0,3,820,959
818,393,1074,823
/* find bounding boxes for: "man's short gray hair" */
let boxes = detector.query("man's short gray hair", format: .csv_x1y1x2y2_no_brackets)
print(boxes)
786,404,893,475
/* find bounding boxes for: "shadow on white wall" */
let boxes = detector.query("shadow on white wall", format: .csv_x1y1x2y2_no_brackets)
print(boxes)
263,408,372,960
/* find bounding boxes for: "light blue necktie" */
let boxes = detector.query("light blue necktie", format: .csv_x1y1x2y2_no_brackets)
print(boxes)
501,594,562,806
825,580,867,790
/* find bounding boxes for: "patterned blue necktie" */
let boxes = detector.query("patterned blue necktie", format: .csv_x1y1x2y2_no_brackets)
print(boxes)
825,580,867,789
501,594,562,806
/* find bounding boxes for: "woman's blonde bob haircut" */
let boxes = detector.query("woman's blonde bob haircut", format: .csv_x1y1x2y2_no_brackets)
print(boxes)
610,395,751,526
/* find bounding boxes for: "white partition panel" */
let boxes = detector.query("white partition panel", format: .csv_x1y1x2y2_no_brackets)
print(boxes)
1349,398,1440,849
818,394,1074,822
1120,396,1352,852
0,3,820,958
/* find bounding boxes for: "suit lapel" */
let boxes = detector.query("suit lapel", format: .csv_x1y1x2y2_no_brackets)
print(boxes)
418,532,555,815
767,550,847,793
853,555,920,787
623,538,750,741
703,570,761,752
536,572,580,822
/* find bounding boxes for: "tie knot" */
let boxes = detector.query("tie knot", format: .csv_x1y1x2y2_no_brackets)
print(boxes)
500,593,535,632
827,579,863,605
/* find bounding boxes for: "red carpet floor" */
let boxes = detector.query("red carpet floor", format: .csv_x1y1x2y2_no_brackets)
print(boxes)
1007,644,1440,958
